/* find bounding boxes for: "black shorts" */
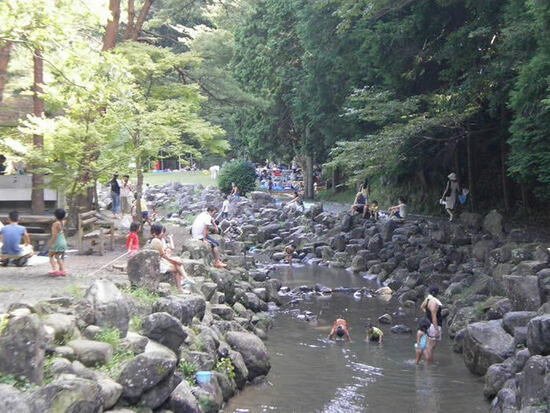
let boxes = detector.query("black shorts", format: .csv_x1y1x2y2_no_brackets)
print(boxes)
206,234,219,249
221,212,228,218
356,205,365,213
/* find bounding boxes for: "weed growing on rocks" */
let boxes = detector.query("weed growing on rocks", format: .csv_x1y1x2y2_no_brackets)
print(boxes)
129,315,142,332
0,374,37,392
97,350,135,380
122,287,160,305
178,359,198,385
215,357,236,380
96,327,122,347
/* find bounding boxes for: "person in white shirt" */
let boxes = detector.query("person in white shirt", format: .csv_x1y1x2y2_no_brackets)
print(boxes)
192,206,227,268
120,175,134,217
221,196,230,219
389,196,408,221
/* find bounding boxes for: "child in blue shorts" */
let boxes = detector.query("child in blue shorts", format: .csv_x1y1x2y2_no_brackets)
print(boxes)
415,318,431,365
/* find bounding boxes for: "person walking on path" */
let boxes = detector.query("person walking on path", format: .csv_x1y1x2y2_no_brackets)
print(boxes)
420,286,443,364
110,174,122,219
441,172,460,221
48,208,68,276
120,175,134,217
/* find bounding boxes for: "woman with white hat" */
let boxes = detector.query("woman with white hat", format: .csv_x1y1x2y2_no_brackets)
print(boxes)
441,172,460,221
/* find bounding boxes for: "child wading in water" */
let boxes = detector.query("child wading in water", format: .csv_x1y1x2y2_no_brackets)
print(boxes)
126,222,140,257
48,208,67,276
284,244,296,266
415,318,431,364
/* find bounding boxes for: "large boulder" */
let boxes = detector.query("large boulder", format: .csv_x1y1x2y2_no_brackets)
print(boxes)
141,312,187,354
127,249,161,291
503,275,541,311
118,343,177,401
368,233,384,254
0,310,46,384
43,314,78,344
459,212,483,231
484,359,515,399
28,374,104,413
483,209,504,238
0,384,31,412
66,339,113,367
228,349,248,390
526,314,550,355
140,374,181,409
502,311,537,335
97,378,123,410
225,331,270,381
153,295,206,326
250,191,274,206
257,223,281,243
463,320,515,376
85,280,130,337
170,380,200,413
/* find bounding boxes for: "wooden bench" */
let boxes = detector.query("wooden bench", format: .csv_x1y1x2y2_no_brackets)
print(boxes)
77,211,115,255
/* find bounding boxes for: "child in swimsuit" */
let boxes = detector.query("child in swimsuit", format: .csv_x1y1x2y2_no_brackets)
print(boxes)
415,318,431,364
48,208,68,276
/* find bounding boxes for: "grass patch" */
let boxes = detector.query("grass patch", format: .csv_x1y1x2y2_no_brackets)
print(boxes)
144,171,217,187
0,374,38,392
55,329,78,346
64,284,85,300
178,359,198,386
0,286,17,293
317,188,355,205
95,327,122,347
129,315,143,332
123,287,160,305
97,350,135,379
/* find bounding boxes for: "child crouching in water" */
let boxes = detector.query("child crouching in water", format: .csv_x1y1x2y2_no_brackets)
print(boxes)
415,318,431,364
126,222,140,257
284,244,296,266
48,208,67,276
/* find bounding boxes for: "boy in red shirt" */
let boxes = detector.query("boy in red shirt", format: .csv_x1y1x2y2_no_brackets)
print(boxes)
126,222,140,257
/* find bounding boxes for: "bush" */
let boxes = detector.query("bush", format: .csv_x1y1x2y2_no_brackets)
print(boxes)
218,160,257,195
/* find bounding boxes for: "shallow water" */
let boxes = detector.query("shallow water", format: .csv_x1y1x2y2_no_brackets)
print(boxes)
223,265,487,413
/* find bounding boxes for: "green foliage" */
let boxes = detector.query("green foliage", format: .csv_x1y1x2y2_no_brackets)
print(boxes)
43,356,55,385
218,160,257,195
54,329,77,346
123,287,160,305
129,316,143,332
64,285,84,300
95,328,122,348
0,315,9,336
97,351,135,380
178,359,198,385
215,357,236,380
0,374,37,392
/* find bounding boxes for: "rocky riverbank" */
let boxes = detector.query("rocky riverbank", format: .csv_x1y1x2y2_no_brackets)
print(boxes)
2,181,550,412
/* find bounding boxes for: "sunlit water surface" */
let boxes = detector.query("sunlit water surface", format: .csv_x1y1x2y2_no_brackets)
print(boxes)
223,265,487,413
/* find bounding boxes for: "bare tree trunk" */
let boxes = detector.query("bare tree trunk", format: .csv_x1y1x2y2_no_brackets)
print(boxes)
123,0,136,41
500,139,510,212
31,49,45,214
0,41,12,103
466,132,474,211
102,0,121,51
131,0,154,41
135,152,144,228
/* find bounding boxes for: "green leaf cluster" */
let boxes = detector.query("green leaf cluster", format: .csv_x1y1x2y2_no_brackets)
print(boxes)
218,159,257,195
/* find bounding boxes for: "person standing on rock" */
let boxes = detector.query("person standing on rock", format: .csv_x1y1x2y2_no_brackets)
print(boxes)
192,206,227,269
420,286,443,364
441,172,460,222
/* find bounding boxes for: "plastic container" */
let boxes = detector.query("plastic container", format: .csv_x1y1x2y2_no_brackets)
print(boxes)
196,371,212,385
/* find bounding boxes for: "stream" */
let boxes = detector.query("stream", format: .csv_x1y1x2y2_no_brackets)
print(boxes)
223,265,487,412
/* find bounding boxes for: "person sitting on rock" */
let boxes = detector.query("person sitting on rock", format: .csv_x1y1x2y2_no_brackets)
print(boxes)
192,206,227,269
420,286,443,364
370,200,379,221
328,318,351,342
351,191,369,218
0,210,33,266
389,196,407,221
365,322,384,343
150,223,194,293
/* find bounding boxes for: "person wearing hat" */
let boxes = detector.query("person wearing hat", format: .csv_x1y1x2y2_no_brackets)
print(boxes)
441,172,460,221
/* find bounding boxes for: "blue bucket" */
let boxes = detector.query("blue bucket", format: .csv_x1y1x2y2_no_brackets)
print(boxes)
196,371,212,385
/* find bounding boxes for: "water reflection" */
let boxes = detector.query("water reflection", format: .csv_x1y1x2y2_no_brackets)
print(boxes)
223,266,487,413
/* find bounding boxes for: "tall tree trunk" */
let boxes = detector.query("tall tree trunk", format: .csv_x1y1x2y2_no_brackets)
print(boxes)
135,152,144,227
305,155,314,200
0,41,12,103
466,132,474,211
131,0,154,41
102,0,121,51
31,49,45,214
123,0,136,41
499,109,511,212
